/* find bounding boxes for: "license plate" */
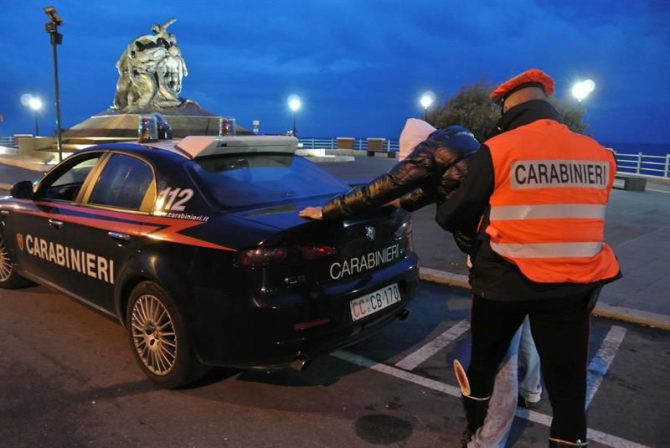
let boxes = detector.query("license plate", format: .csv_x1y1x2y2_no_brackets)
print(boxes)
350,283,401,322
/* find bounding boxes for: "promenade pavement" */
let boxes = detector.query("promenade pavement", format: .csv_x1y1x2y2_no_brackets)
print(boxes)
1,150,669,330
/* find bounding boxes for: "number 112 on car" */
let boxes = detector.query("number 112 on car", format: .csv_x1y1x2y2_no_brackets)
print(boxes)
350,283,401,322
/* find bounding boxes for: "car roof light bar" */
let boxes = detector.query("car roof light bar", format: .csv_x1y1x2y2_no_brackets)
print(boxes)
174,136,298,159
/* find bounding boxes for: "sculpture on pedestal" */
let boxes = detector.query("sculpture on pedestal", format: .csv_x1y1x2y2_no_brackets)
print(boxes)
113,19,189,111
65,18,230,140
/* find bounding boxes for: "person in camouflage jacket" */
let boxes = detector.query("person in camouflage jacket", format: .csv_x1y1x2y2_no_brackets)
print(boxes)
299,119,479,221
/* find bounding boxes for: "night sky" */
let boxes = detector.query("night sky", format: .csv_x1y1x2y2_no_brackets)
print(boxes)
1,0,668,144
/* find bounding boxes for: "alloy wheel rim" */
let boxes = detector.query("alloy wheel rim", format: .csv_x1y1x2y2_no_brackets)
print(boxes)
130,294,178,376
0,239,13,282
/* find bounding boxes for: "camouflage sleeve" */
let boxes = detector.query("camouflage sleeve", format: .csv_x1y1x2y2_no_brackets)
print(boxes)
398,187,435,212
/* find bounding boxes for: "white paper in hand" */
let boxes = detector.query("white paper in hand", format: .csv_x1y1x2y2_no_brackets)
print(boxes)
398,118,436,161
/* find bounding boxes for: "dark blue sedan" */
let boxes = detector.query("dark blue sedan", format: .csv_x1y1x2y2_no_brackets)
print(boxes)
0,135,418,387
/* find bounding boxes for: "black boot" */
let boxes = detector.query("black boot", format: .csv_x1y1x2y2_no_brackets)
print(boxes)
460,428,473,448
549,437,589,447
461,394,491,435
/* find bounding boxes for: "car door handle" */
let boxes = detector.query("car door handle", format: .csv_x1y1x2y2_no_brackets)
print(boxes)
48,219,64,229
108,231,132,243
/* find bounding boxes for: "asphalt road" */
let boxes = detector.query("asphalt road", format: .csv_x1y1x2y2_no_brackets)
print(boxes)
1,281,668,448
0,163,43,189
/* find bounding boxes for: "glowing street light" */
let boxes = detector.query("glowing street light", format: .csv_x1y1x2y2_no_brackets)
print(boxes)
571,79,596,102
28,96,43,136
287,94,302,137
21,94,43,136
419,91,435,120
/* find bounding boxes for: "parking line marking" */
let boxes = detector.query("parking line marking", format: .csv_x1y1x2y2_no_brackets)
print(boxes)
394,320,470,371
586,325,627,409
333,349,651,448
333,349,461,396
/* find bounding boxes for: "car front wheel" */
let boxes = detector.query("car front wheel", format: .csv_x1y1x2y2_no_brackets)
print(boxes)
0,236,30,289
126,281,208,388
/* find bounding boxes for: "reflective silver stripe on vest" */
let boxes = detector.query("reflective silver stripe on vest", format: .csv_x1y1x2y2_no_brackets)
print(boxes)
490,204,607,221
490,241,603,259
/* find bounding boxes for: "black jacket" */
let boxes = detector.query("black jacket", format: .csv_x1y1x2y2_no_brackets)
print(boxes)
322,127,480,220
435,100,613,301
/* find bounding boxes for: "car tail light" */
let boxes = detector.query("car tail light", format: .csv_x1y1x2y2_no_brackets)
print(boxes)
237,245,336,267
297,245,336,260
237,247,289,267
293,317,331,330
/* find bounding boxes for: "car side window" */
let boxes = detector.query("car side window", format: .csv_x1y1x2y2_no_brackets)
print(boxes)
89,154,155,211
40,155,102,202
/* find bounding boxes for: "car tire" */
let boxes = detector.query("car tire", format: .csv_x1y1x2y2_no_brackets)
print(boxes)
0,236,31,289
126,281,209,388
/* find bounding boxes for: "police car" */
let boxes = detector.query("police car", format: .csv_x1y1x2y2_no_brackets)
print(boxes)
0,135,418,387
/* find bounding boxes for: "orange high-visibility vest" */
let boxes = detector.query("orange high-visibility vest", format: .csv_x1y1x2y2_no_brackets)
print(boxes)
485,119,620,283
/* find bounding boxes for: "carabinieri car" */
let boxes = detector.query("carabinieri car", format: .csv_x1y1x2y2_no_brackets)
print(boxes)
0,135,418,387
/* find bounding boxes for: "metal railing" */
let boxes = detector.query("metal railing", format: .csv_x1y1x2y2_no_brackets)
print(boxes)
614,152,670,179
2,133,666,178
0,136,17,148
298,137,400,152
298,139,669,179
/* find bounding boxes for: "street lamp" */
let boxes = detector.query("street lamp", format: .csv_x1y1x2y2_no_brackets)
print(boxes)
43,5,64,162
288,95,302,137
21,94,43,136
28,96,43,136
571,79,596,102
420,91,435,120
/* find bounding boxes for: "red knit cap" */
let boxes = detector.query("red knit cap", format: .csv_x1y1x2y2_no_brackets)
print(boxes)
490,68,555,104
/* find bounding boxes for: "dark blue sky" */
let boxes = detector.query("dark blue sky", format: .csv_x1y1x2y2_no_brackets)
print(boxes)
1,0,668,143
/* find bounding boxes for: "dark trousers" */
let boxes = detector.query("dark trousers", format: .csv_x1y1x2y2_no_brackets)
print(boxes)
467,292,592,442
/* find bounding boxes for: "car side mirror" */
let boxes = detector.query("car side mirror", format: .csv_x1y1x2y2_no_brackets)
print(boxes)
10,180,34,199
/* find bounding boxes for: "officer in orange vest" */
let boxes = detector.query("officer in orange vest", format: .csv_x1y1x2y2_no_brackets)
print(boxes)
436,68,621,447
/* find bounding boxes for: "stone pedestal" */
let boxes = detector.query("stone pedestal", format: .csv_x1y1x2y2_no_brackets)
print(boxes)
64,113,223,139
62,102,249,150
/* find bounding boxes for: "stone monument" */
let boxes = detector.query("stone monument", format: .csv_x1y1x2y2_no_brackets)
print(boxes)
112,18,188,111
64,19,244,145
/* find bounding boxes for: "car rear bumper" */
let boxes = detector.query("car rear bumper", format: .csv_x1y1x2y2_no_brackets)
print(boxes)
191,255,420,369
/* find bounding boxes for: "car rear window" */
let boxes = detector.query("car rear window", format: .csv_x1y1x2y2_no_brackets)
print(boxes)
189,153,348,208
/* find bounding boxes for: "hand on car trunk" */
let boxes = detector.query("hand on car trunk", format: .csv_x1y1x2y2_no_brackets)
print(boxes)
299,206,323,220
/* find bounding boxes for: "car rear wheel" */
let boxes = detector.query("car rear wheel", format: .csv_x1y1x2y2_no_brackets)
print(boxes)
126,281,208,388
0,236,30,289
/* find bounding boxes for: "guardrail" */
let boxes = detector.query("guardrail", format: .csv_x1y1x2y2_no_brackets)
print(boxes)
614,152,670,179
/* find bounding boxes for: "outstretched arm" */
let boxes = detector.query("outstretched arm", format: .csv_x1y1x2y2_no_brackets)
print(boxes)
321,143,443,219
398,186,435,212
307,130,455,221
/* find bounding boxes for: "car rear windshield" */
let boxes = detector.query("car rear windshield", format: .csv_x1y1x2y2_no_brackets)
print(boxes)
189,153,349,208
